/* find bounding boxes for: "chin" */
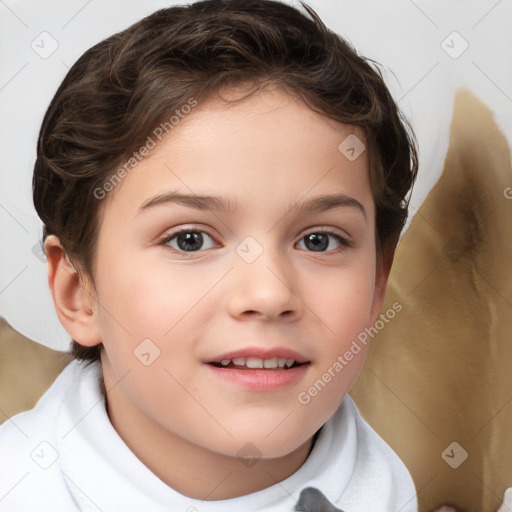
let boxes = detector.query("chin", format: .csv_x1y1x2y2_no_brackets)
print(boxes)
212,429,312,461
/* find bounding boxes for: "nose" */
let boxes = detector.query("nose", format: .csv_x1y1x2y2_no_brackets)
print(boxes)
226,242,303,322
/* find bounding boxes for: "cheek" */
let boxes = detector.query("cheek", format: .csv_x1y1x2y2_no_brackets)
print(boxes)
93,254,224,389
300,266,375,415
95,254,210,338
304,259,376,340
95,259,209,421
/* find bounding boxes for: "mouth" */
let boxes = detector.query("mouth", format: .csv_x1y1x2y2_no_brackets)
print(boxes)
207,357,308,371
204,348,310,391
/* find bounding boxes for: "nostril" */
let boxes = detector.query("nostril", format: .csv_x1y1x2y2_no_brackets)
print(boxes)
242,310,262,318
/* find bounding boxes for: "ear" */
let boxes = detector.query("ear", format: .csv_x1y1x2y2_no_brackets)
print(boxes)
44,235,102,347
369,246,393,323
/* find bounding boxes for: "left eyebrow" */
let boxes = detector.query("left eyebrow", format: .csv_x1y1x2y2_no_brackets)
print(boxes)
290,193,367,221
137,191,366,221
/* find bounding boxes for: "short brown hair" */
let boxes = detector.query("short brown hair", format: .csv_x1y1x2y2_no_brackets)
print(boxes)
33,0,418,365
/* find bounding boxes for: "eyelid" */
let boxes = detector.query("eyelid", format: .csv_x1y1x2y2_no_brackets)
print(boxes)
299,227,352,245
294,230,352,255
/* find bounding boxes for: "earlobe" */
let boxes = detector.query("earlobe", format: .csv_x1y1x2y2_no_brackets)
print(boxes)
44,235,102,347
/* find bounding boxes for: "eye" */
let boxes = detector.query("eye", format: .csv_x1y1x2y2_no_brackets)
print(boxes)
160,229,218,254
296,230,351,253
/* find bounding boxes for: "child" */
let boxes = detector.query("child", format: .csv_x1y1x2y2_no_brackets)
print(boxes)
0,0,419,510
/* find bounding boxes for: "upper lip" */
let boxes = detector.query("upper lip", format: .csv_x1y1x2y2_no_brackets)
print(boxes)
205,346,310,364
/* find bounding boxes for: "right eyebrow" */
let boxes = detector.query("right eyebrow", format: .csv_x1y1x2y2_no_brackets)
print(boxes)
137,191,242,216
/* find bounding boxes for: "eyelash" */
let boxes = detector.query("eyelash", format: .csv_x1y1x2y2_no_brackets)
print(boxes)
158,227,352,257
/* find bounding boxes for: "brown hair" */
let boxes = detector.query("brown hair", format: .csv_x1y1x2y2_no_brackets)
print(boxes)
33,0,418,365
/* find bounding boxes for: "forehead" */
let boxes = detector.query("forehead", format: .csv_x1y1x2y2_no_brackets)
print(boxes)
100,85,372,221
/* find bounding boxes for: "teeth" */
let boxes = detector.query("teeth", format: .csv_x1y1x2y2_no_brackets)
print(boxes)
216,357,297,368
246,357,264,368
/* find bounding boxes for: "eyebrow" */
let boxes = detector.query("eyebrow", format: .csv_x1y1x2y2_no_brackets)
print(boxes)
137,191,366,220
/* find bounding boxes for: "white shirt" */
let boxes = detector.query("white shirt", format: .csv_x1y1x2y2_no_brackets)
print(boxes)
0,360,418,511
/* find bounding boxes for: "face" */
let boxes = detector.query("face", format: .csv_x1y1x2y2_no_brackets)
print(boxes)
86,86,387,461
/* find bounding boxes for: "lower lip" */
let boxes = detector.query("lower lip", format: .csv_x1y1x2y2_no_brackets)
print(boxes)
205,363,310,391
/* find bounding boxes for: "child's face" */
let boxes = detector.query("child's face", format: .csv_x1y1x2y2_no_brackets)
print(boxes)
86,86,387,461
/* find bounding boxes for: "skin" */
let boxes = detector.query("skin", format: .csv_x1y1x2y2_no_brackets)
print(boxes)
45,85,390,500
